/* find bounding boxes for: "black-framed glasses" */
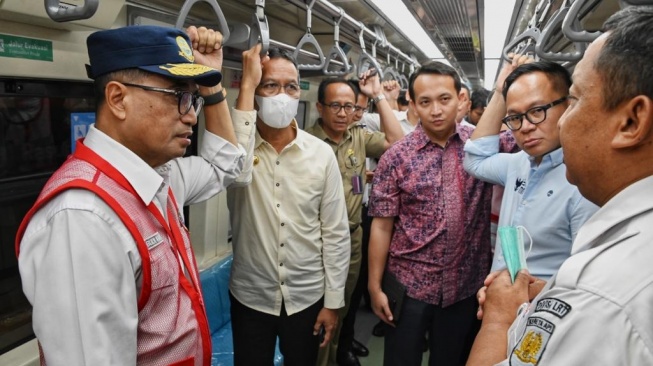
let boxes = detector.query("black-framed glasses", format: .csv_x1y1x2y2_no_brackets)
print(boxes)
122,82,203,116
502,96,568,131
322,102,356,115
258,82,301,97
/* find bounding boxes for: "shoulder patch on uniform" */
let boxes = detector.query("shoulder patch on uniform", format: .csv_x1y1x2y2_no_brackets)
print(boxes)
535,297,571,318
510,317,555,366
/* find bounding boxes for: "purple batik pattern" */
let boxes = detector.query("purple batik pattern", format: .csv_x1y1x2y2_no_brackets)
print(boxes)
369,124,497,306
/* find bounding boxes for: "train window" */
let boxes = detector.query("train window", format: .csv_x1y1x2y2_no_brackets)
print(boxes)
0,78,95,354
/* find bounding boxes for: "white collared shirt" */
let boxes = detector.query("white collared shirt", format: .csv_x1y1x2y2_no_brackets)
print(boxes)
228,123,350,316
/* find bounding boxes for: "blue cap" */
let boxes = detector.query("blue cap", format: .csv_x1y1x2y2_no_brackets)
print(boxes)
86,25,222,87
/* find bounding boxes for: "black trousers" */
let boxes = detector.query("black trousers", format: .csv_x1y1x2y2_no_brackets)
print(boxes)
384,295,480,366
337,204,373,356
230,292,323,366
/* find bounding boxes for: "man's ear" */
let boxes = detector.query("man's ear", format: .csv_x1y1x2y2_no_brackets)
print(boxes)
104,81,128,121
611,95,653,149
316,102,323,117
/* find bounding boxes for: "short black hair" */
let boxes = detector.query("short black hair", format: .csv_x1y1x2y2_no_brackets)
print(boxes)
267,46,298,70
318,78,357,104
471,88,491,110
94,68,151,109
408,61,461,101
347,78,362,96
502,60,571,100
598,6,653,111
398,89,409,106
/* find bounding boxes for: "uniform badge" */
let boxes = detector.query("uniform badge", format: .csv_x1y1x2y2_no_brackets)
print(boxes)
535,298,571,318
510,317,554,365
253,155,260,165
145,232,164,249
176,36,194,62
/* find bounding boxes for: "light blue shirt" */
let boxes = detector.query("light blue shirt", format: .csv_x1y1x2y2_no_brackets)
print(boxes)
463,135,598,280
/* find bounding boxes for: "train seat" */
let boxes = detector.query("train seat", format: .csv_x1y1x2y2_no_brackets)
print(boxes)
200,254,283,366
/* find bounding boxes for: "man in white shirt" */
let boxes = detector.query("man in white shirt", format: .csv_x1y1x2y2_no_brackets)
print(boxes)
16,25,257,365
467,6,653,365
227,47,350,366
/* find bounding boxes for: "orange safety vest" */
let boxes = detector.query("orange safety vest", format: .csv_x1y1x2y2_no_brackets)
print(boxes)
16,141,211,366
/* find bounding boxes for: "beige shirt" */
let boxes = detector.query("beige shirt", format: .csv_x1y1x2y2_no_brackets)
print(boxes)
306,121,385,230
228,121,350,316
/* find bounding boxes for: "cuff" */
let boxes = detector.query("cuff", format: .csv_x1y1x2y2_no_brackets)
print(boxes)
323,289,345,310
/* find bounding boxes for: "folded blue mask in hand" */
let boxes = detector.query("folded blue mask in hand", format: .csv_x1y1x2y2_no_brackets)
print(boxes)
498,226,533,283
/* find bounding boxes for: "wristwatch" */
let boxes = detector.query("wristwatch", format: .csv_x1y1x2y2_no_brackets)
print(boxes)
203,88,227,106
372,94,386,104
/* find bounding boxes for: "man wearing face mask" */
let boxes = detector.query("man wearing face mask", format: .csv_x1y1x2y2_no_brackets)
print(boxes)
226,46,350,366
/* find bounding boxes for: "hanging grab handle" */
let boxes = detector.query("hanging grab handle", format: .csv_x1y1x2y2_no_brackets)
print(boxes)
502,27,541,62
562,0,602,42
248,0,270,55
356,22,384,79
44,0,98,22
383,50,400,82
176,0,231,45
323,7,354,76
293,0,326,71
535,5,586,62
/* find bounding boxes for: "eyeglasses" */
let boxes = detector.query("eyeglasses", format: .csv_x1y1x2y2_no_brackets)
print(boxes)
354,105,367,115
122,82,203,116
502,96,568,131
322,102,356,115
258,82,301,97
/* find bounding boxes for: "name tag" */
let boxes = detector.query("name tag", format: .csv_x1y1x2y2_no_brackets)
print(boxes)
145,233,164,249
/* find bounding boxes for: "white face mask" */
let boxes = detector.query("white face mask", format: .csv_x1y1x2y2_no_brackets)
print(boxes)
255,94,299,129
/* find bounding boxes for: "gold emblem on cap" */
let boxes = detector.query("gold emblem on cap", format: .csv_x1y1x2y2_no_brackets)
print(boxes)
159,64,214,76
253,155,260,165
176,36,195,62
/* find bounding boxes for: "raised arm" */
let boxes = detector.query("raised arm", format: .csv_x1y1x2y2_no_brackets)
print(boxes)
471,54,533,141
187,26,237,146
359,69,404,148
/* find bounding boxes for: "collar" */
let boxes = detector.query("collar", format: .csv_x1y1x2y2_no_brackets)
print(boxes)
528,147,564,169
255,119,308,151
412,122,465,150
311,118,351,144
84,124,163,205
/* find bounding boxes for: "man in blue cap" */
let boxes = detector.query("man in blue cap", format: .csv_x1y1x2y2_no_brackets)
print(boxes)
16,25,261,365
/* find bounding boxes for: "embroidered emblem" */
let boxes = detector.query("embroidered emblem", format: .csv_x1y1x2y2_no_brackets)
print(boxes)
253,155,260,165
145,232,164,249
535,298,571,318
176,36,194,62
510,317,554,365
159,63,213,76
515,177,526,194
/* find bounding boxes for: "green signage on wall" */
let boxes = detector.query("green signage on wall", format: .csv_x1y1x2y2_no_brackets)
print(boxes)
300,80,310,90
0,34,53,62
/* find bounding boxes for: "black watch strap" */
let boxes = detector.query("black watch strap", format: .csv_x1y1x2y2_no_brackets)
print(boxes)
203,88,226,106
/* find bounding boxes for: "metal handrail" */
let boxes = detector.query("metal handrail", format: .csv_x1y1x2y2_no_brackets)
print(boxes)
175,0,231,45
44,0,98,22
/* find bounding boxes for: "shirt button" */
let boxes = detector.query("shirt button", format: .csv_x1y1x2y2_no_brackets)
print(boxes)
280,243,284,247
245,121,250,125
281,223,285,226
276,161,280,165
276,183,280,187
281,282,285,285
277,204,280,207
280,263,284,267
